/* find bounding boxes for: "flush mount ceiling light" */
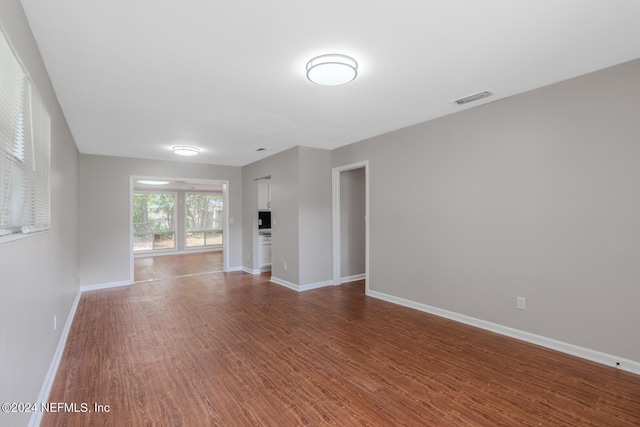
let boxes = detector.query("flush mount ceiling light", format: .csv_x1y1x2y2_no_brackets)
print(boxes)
172,145,200,156
137,180,170,185
306,54,358,86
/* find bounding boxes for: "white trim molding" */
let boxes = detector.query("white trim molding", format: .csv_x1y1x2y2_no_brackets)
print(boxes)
332,161,370,294
270,276,299,291
299,280,333,292
29,290,82,427
270,277,333,292
80,280,132,293
367,289,640,376
339,273,366,284
243,267,262,275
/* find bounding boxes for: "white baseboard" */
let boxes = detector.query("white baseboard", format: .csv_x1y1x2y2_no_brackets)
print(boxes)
340,273,366,284
299,280,333,292
29,289,82,427
243,267,262,275
270,276,299,291
225,266,244,272
270,277,333,292
242,266,272,274
367,289,640,376
80,280,132,292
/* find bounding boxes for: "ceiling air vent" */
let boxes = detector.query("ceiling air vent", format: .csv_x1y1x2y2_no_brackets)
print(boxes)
452,90,494,106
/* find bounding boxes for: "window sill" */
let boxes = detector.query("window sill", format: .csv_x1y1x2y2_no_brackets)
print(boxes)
0,229,49,244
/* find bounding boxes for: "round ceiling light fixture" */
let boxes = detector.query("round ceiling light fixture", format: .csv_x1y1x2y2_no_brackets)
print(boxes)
306,54,358,86
172,145,200,156
137,180,170,185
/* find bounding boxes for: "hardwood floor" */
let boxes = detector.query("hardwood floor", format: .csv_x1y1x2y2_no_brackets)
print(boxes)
44,259,640,426
134,251,223,282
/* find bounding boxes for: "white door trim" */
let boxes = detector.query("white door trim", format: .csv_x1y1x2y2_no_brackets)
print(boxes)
332,161,369,292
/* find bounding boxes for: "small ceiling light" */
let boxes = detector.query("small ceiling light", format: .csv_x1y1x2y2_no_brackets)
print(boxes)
306,54,358,86
137,180,170,185
172,145,200,156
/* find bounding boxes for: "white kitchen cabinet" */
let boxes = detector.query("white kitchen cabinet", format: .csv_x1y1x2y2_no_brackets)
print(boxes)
259,233,271,270
258,179,271,210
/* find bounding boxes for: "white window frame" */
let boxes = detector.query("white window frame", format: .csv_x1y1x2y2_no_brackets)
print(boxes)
0,28,51,243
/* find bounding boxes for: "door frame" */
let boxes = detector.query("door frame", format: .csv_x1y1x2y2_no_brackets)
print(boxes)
332,161,369,292
129,176,230,282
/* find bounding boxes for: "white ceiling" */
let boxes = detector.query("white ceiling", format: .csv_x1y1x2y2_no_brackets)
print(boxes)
20,0,640,167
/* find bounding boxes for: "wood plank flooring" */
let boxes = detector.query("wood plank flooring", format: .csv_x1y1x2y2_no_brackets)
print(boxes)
134,251,223,283
44,255,640,426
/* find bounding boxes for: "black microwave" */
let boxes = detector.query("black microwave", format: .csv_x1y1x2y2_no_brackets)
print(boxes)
258,211,271,229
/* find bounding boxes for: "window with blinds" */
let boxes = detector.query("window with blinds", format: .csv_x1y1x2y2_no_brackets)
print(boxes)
0,29,51,241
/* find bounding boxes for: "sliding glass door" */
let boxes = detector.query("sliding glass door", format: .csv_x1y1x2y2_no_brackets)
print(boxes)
133,192,176,252
185,193,223,249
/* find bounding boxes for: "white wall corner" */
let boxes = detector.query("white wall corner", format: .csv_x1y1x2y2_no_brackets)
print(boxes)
367,289,640,376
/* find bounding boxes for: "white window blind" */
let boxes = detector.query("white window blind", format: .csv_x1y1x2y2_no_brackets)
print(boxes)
0,29,51,240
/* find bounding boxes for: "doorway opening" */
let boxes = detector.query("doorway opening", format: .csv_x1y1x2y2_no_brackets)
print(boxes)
129,176,230,283
332,161,369,293
255,176,272,274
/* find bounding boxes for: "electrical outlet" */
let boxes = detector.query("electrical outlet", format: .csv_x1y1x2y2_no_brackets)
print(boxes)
246,252,250,260
284,262,288,271
517,297,526,310
54,315,57,330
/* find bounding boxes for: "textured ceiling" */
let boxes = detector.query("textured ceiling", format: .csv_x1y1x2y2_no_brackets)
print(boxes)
19,0,640,166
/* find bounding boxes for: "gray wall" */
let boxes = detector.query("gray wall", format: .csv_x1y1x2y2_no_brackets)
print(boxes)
242,147,300,283
242,146,332,286
0,2,80,425
79,154,242,286
332,58,640,363
298,147,332,286
340,167,366,279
